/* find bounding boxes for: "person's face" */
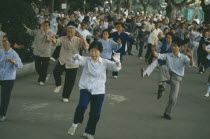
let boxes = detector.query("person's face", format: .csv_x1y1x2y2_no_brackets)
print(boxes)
164,29,169,34
43,23,50,31
204,32,209,37
67,28,75,38
116,24,123,32
155,23,160,28
171,43,180,53
142,24,146,29
99,21,104,26
87,22,90,26
90,48,100,61
2,37,10,49
81,23,86,29
166,35,173,43
102,31,109,40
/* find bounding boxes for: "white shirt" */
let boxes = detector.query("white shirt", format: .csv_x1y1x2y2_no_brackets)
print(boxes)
72,56,121,95
77,28,92,40
146,23,155,32
147,28,162,45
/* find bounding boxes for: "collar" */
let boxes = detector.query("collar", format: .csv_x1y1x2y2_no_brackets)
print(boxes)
171,52,181,58
68,36,75,41
5,48,12,54
91,57,102,63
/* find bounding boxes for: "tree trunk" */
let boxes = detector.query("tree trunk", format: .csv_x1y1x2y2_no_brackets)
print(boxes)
127,0,132,12
201,0,210,24
116,1,122,13
143,6,147,16
108,0,113,11
49,0,54,13
166,0,176,20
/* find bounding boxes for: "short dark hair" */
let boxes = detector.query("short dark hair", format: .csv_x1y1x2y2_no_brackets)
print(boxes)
3,35,14,46
88,41,103,53
114,22,125,28
172,38,182,47
165,32,174,39
44,21,50,26
101,29,109,38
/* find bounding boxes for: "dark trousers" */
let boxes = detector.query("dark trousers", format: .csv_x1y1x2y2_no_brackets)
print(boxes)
0,80,15,117
138,41,144,57
145,43,154,64
52,45,61,59
53,61,78,99
35,56,50,83
73,89,104,135
127,42,133,54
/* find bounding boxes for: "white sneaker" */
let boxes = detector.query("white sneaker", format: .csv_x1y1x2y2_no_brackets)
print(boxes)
54,86,62,93
50,57,56,62
141,68,147,78
113,76,118,79
0,116,6,122
204,92,209,97
83,133,94,139
39,81,45,86
68,124,78,135
139,57,143,60
63,98,69,103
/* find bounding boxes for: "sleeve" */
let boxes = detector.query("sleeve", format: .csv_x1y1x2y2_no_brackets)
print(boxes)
110,40,122,51
26,29,37,36
54,37,62,46
13,52,23,69
105,59,121,71
126,33,135,44
157,53,167,60
71,54,86,66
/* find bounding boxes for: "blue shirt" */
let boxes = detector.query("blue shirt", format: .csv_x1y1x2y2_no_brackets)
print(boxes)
0,48,23,80
158,52,190,77
72,56,121,95
98,39,122,59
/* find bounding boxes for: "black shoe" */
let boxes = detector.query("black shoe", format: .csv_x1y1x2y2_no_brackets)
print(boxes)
163,113,172,120
128,53,133,55
157,85,165,100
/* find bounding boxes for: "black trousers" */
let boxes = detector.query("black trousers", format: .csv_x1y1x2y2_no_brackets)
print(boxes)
145,43,154,64
52,45,61,59
53,61,78,99
0,80,15,117
35,56,50,83
138,41,144,57
127,42,133,54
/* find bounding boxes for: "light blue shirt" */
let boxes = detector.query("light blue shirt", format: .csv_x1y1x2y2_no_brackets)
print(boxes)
98,39,121,59
0,48,23,80
158,52,190,77
72,56,121,95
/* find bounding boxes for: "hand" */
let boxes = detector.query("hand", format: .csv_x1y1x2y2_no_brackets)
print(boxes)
13,43,24,49
73,54,83,61
50,35,55,40
22,24,27,29
80,37,85,42
153,39,158,46
117,39,121,44
6,57,17,65
182,44,188,51
151,45,156,52
186,48,193,58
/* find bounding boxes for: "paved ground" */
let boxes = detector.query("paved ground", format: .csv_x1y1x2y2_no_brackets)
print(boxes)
0,49,210,139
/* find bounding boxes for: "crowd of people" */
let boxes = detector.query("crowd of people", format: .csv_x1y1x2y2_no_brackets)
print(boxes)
0,3,210,139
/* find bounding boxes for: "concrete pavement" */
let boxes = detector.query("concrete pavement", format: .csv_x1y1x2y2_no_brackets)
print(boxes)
0,49,210,139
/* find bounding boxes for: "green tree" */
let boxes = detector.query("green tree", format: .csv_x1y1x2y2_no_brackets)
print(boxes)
0,0,38,62
201,0,210,24
165,0,196,20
